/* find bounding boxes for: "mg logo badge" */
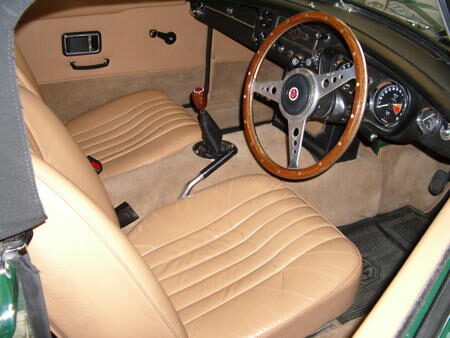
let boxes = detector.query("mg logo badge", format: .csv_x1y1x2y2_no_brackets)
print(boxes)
288,87,299,101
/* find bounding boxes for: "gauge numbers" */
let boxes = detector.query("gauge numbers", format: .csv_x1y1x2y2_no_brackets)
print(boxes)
371,82,409,126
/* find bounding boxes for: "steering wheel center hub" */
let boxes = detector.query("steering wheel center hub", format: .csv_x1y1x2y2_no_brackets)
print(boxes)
281,73,312,116
243,11,367,180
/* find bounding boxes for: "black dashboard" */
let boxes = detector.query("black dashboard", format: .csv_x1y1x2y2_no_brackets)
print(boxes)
190,0,450,160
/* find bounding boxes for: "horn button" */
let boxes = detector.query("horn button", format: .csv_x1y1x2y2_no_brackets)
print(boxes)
281,74,311,116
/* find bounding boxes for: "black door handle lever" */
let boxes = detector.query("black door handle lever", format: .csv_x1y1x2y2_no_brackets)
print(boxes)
70,58,110,70
149,29,177,45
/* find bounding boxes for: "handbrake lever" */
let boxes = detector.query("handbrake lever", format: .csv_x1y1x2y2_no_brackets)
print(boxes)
180,144,237,198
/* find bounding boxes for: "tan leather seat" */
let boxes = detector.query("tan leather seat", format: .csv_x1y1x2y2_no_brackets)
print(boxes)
66,90,200,177
128,175,362,337
15,46,201,177
21,85,362,337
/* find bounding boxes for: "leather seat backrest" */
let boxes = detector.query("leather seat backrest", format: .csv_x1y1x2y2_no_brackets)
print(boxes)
15,46,116,222
20,86,118,224
16,46,187,336
15,44,43,99
19,83,187,337
31,153,186,337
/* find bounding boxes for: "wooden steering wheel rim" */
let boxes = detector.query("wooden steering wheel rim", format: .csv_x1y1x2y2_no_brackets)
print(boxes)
243,12,368,180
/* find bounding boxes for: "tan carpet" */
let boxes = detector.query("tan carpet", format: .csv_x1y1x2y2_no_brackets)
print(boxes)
40,60,280,126
102,124,447,338
190,124,383,226
103,124,448,226
41,66,204,122
378,144,449,213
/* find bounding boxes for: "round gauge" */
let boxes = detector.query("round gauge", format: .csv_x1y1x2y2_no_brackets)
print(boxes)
416,108,442,135
371,82,409,126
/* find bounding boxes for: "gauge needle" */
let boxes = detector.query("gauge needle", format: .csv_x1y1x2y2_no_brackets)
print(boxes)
377,104,389,108
422,114,435,121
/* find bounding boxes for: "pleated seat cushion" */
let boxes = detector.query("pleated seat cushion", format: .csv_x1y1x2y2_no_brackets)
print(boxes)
127,175,362,337
66,90,201,177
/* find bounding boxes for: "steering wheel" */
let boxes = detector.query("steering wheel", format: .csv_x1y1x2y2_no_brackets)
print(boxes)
243,12,368,180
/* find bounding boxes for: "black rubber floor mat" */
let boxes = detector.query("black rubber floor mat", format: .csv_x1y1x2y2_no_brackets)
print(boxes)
377,206,430,251
337,207,431,323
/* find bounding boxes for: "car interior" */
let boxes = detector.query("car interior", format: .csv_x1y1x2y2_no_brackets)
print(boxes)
11,0,449,337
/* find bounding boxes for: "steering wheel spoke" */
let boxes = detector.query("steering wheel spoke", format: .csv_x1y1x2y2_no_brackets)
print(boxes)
316,66,355,99
252,80,283,104
288,117,307,169
243,12,367,180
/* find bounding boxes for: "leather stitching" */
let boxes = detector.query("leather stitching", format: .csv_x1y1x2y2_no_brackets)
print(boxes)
74,100,184,143
255,241,362,337
80,113,193,152
140,187,293,258
169,221,329,299
157,203,310,281
69,94,169,137
98,120,198,163
150,196,302,268
181,235,344,325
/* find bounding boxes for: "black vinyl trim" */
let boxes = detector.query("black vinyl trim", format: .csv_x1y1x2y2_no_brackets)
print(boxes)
0,0,46,239
0,0,51,335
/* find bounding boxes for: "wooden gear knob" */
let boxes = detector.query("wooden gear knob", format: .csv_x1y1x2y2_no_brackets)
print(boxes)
192,87,208,111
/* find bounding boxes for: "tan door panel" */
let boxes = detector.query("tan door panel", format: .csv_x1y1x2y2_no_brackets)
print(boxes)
16,1,270,128
15,2,206,83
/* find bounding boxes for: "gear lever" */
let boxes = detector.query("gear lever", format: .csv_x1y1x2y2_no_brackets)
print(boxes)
192,87,224,158
181,88,238,197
